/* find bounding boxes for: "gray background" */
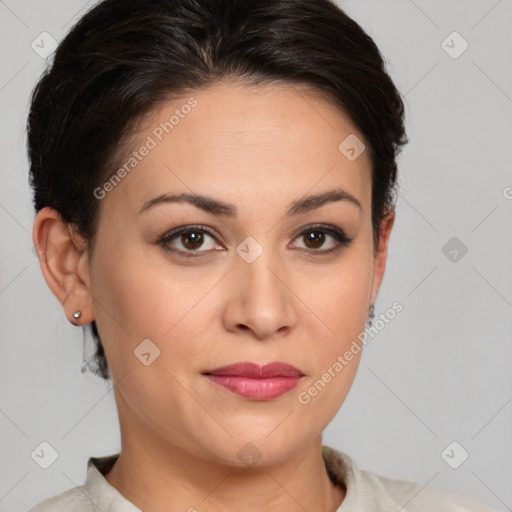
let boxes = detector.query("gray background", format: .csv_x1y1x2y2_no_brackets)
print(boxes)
1,0,511,510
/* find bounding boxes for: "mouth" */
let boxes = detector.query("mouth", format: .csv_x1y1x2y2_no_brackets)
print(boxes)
202,362,305,401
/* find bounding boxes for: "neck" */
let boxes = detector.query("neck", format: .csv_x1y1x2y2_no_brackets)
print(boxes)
104,426,345,511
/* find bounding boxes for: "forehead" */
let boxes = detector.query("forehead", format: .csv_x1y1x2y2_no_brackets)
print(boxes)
102,81,372,217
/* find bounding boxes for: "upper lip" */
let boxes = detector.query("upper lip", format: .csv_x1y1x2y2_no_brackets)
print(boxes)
203,362,304,378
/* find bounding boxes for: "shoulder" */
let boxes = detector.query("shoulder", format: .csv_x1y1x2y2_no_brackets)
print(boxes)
361,467,497,511
322,445,499,512
28,453,129,512
27,486,93,512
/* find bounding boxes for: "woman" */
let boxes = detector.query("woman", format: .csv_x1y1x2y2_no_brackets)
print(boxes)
27,0,499,510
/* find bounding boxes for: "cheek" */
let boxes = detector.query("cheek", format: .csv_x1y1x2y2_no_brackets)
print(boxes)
90,236,216,377
293,247,372,418
309,246,373,339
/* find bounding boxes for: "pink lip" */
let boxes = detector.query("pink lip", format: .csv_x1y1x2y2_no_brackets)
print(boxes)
203,362,304,401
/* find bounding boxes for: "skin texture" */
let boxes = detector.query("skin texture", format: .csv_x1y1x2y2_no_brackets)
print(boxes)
33,80,394,512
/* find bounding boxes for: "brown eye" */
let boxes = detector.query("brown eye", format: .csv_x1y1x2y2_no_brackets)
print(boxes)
159,226,220,257
291,225,353,255
180,231,205,250
302,230,327,250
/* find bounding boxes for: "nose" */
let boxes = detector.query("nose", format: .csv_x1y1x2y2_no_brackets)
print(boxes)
222,246,298,341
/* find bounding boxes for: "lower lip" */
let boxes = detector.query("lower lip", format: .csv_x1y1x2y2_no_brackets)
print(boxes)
205,375,303,401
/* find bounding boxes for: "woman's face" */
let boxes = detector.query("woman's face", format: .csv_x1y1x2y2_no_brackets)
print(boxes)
84,81,392,465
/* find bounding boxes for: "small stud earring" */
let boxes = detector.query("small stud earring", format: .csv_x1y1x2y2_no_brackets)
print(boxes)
73,310,81,320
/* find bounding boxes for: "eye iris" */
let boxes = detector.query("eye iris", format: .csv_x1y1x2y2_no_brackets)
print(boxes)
182,231,204,250
304,230,325,249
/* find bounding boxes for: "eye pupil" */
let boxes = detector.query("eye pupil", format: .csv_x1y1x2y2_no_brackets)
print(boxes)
182,231,203,250
304,230,325,249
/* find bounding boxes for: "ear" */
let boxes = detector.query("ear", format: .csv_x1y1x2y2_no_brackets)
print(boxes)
369,208,395,307
32,207,94,326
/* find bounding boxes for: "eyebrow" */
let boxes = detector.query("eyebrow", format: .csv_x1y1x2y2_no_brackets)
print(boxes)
138,187,362,218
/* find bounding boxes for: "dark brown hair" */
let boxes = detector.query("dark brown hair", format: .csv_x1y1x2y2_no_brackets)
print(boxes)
27,0,407,380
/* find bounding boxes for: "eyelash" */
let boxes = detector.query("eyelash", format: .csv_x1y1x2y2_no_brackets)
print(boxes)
157,224,353,259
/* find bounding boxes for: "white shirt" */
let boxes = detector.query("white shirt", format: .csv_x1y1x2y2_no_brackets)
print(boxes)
28,445,498,511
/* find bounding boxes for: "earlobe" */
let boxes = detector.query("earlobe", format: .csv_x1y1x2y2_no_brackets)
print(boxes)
32,207,94,326
369,208,395,307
